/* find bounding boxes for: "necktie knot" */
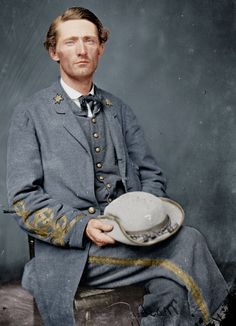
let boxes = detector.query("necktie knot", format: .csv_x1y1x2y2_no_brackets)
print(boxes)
78,95,103,116
79,95,102,109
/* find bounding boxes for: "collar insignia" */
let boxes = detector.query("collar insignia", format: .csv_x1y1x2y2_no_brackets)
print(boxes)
103,98,113,106
53,94,64,105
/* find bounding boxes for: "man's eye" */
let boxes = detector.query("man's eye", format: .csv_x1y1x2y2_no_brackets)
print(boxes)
65,40,75,45
86,39,95,44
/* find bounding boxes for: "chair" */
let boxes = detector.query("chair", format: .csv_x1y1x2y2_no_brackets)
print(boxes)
2,208,144,325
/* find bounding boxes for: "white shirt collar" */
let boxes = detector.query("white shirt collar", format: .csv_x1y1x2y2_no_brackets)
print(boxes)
60,78,94,100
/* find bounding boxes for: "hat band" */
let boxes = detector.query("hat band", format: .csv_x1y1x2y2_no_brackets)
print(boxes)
126,215,175,243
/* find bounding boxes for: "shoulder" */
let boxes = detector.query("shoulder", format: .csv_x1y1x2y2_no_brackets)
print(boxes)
16,81,58,111
95,86,136,118
96,86,142,134
96,86,124,107
11,81,60,120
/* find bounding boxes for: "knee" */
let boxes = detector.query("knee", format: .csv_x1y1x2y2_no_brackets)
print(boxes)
147,277,185,295
175,226,209,255
179,226,205,244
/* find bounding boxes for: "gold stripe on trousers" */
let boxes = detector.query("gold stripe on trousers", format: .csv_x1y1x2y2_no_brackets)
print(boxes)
88,255,209,324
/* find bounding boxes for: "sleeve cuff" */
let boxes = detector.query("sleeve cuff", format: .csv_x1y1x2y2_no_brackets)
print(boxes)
68,215,91,248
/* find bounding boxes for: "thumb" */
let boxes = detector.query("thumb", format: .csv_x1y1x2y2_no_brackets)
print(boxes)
100,222,114,232
97,215,114,232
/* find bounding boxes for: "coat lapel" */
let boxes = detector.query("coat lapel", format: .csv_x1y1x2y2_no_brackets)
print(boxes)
97,89,127,189
63,109,91,154
50,81,91,154
104,109,126,171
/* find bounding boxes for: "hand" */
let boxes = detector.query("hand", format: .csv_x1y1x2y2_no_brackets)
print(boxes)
85,218,116,247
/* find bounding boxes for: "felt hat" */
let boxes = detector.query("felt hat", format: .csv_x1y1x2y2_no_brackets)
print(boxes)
98,191,184,246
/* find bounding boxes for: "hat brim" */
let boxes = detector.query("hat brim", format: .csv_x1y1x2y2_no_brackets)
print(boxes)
99,196,184,246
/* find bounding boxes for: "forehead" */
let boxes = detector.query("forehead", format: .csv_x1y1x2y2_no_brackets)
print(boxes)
56,19,98,39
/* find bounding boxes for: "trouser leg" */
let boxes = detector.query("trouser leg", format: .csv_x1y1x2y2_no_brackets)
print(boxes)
82,263,194,325
23,226,227,326
140,278,192,326
81,226,228,326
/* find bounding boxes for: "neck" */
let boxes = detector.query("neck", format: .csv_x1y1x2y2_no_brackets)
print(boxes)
60,73,93,95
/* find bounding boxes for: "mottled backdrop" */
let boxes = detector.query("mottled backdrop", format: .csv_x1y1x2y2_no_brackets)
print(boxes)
0,0,235,283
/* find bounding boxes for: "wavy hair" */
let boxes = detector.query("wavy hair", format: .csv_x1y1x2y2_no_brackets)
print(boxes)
44,7,109,50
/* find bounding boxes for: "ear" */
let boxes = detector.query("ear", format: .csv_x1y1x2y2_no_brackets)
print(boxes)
98,43,105,57
49,47,60,62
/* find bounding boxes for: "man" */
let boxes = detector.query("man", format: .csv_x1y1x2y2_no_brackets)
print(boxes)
7,7,228,326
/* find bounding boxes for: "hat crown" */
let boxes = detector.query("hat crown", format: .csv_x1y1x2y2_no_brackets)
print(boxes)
104,192,166,232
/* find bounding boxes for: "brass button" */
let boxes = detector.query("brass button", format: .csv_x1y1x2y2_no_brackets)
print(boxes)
95,147,101,153
96,162,103,168
88,207,96,214
98,175,104,181
91,117,96,124
106,183,111,189
93,132,99,138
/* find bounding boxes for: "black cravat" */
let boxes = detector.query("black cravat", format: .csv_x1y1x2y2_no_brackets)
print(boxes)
79,94,103,114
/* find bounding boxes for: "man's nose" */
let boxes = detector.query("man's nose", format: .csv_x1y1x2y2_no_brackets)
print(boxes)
76,41,87,55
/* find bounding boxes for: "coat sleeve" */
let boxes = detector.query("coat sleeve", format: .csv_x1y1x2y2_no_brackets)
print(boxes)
122,103,167,197
7,108,90,249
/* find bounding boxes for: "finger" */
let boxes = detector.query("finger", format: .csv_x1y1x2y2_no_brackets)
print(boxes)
88,229,116,246
89,219,114,232
102,233,116,244
100,223,113,232
93,230,115,244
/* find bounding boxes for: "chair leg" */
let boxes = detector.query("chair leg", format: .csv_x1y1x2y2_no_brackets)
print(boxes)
28,235,35,259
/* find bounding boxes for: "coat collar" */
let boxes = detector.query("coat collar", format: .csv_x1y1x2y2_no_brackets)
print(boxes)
50,81,114,115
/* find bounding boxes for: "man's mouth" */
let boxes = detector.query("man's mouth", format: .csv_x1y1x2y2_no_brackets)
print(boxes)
75,60,89,64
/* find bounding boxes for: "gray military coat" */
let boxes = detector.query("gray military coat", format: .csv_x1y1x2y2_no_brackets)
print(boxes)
7,80,166,302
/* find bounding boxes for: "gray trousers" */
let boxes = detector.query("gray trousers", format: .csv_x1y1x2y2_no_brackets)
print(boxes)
28,226,228,326
82,254,191,326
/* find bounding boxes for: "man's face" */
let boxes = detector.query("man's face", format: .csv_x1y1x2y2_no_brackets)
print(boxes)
50,19,104,84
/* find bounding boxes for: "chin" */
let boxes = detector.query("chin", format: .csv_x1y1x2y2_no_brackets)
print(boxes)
75,70,94,78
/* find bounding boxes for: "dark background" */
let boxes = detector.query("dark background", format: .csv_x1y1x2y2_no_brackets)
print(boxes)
0,0,235,284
